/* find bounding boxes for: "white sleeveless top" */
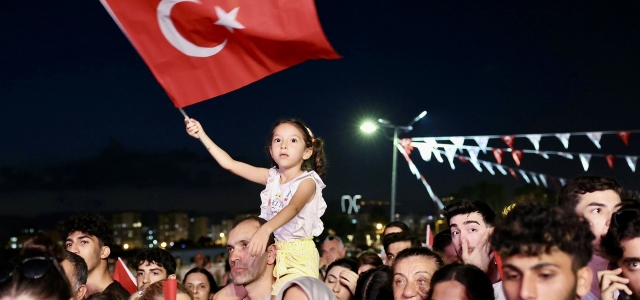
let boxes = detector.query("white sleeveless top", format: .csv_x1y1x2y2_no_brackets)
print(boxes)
259,167,327,241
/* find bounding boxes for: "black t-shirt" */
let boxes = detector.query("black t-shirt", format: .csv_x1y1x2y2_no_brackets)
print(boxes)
102,280,131,300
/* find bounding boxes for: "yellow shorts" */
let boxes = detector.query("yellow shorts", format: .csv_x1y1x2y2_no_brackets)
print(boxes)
271,237,319,295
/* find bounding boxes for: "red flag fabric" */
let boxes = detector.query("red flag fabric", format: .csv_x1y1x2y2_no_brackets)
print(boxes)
508,168,518,179
113,258,137,295
426,225,434,248
606,155,616,169
163,278,178,300
618,131,630,146
512,150,523,166
101,0,340,108
492,148,504,164
501,135,515,149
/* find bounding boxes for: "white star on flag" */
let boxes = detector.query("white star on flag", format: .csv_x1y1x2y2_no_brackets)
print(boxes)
214,6,245,32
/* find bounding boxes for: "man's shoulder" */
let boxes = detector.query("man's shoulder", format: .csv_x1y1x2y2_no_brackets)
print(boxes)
104,280,131,299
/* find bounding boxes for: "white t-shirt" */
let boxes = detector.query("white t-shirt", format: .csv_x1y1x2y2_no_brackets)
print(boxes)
259,168,327,241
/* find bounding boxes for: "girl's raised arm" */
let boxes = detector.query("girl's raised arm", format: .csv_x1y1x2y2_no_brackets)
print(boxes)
186,118,269,185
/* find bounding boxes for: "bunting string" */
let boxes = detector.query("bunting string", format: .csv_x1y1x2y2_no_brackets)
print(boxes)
396,144,445,209
412,130,640,142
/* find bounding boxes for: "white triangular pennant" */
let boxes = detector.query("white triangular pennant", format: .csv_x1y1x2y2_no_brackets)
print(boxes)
495,165,508,175
579,154,592,172
559,178,567,186
537,151,550,159
450,137,465,152
526,134,542,151
415,144,434,162
626,156,638,172
473,136,489,154
530,172,540,186
432,149,444,163
587,132,603,149
468,147,480,163
408,161,420,179
519,170,530,183
482,161,496,175
539,174,548,187
444,145,457,170
470,159,483,172
558,152,574,160
555,133,571,149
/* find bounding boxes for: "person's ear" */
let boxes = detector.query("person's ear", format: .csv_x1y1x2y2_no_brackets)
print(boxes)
100,246,111,260
168,274,177,280
76,284,87,300
575,266,593,297
303,147,313,160
267,244,277,265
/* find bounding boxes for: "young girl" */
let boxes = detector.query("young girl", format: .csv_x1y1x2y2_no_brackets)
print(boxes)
185,118,327,295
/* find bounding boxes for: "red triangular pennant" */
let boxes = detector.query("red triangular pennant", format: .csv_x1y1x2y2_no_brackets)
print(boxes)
512,150,523,166
508,168,518,179
618,131,630,146
501,135,515,149
605,155,616,169
458,156,468,163
400,138,414,155
493,148,504,164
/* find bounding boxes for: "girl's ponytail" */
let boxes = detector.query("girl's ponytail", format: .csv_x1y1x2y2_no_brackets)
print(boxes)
311,137,327,177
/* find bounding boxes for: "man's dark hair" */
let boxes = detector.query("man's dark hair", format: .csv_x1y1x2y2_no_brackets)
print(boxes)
491,202,594,272
57,213,114,247
383,232,421,254
384,221,411,235
357,252,383,269
427,263,494,300
557,176,624,211
354,266,393,300
432,229,452,254
394,247,444,270
231,216,275,246
443,200,496,227
601,200,640,262
63,250,88,290
134,249,177,275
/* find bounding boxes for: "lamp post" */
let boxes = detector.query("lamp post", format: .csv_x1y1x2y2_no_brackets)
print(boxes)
360,111,427,222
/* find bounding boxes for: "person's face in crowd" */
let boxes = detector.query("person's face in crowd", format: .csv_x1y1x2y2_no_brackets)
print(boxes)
321,239,346,265
176,293,192,300
65,231,108,272
573,190,621,252
325,266,353,300
449,212,489,259
393,256,439,300
441,242,459,264
137,261,172,291
430,280,469,300
60,259,87,300
358,264,375,275
386,241,412,266
384,226,403,236
283,285,309,300
185,272,213,300
226,220,276,286
501,250,592,300
618,237,640,298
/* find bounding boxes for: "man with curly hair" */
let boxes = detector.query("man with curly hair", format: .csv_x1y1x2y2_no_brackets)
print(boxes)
557,176,624,299
133,248,177,292
491,202,594,300
58,212,130,299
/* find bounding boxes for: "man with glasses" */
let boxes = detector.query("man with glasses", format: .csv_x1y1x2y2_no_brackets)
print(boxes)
600,200,640,300
558,176,624,300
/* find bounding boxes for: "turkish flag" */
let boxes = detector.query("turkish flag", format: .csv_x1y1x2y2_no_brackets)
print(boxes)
113,257,137,295
101,0,340,107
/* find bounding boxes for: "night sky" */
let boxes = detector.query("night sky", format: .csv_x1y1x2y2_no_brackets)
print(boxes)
2,1,640,218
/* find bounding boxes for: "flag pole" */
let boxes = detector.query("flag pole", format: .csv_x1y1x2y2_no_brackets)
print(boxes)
179,108,210,149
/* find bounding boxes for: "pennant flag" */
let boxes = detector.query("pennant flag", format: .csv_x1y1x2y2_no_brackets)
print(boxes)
100,0,340,108
416,144,433,162
518,170,530,183
555,133,571,149
526,134,542,151
468,147,480,164
509,168,518,179
444,145,457,169
432,149,444,163
495,165,508,175
579,154,592,172
474,136,490,154
587,132,603,149
539,174,548,187
536,151,550,159
458,156,468,163
450,137,465,152
163,278,177,300
501,135,515,149
426,225,434,248
530,172,540,186
400,138,414,155
557,152,574,160
618,131,630,146
559,178,567,186
493,148,504,164
470,159,483,172
512,150,523,166
626,156,638,172
606,155,616,169
113,257,137,295
482,161,496,175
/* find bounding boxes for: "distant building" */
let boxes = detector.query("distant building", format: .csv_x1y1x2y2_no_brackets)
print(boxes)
158,212,189,244
189,216,210,243
142,226,158,249
210,219,234,245
112,212,143,249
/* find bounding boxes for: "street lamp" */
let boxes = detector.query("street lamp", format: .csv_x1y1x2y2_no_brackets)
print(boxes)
361,111,427,222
